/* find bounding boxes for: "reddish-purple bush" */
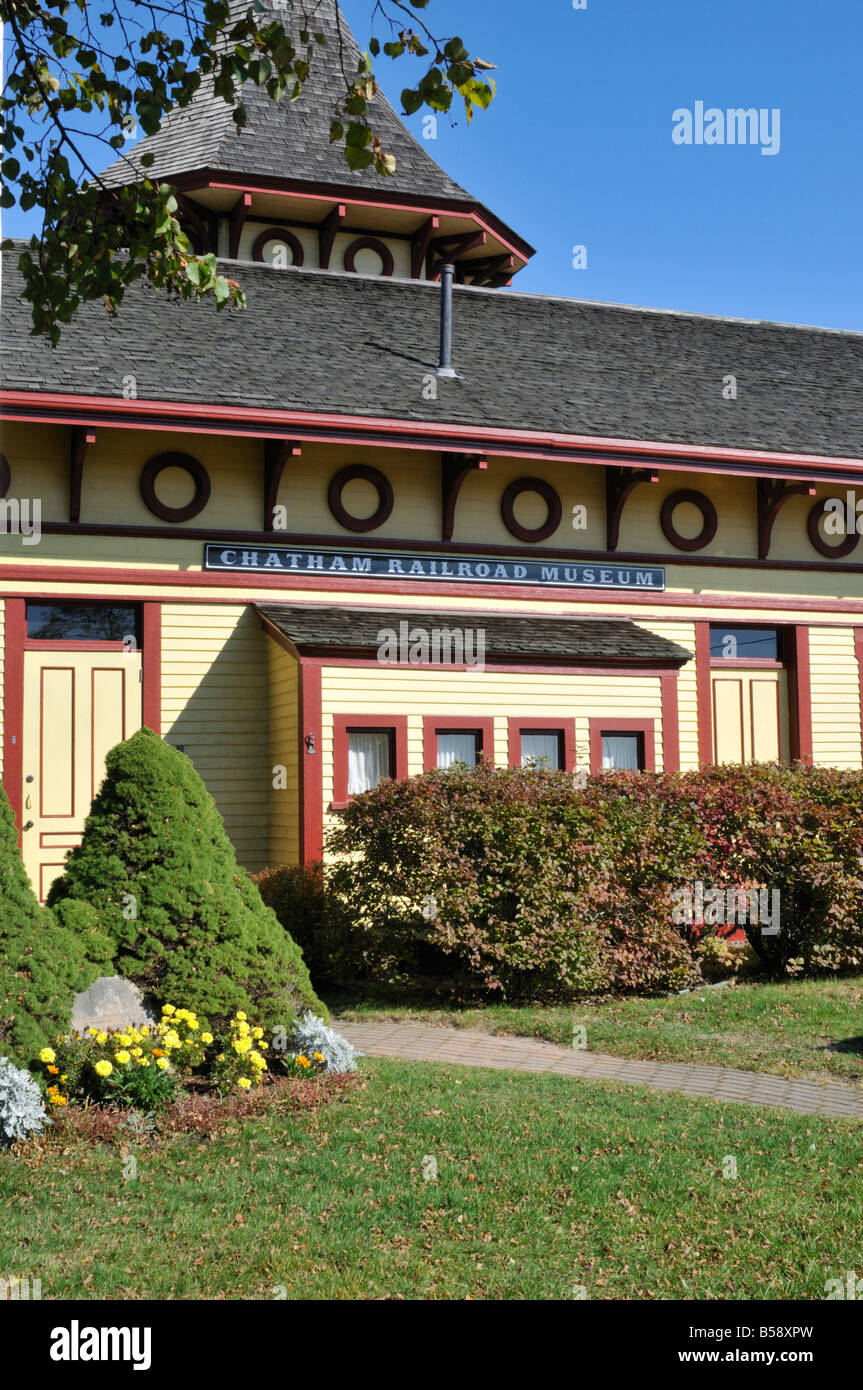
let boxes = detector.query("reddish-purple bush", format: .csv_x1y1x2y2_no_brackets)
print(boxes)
325,763,701,997
260,764,863,999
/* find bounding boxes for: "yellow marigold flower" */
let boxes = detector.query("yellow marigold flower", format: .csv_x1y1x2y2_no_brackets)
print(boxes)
136,1058,150,1068
237,1077,252,1089
251,1027,264,1040
235,1011,247,1022
131,1047,142,1058
185,1020,199,1031
49,1094,67,1107
201,1033,214,1045
94,1060,113,1077
39,1047,56,1064
115,1034,131,1047
162,1004,175,1015
216,1054,225,1062
115,1051,131,1065
96,1032,107,1045
233,1038,252,1055
88,1027,98,1037
155,1057,169,1071
60,1074,68,1082
140,1026,150,1036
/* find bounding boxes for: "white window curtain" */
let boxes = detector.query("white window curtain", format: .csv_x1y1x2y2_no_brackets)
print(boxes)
601,735,640,771
348,730,392,795
521,732,561,769
437,732,478,769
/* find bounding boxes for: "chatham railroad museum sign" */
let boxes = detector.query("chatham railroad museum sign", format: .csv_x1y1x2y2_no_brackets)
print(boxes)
204,545,667,592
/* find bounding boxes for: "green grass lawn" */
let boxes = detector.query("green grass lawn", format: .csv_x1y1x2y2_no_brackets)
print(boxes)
1,1057,859,1300
329,976,863,1085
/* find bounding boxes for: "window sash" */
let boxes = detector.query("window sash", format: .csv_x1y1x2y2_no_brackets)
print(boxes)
601,734,642,771
347,729,393,796
520,731,563,770
436,731,479,769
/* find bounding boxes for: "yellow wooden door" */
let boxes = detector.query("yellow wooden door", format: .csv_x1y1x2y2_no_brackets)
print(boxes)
711,669,789,764
22,650,142,900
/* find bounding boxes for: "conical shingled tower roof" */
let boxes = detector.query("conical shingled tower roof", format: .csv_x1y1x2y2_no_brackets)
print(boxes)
99,0,473,204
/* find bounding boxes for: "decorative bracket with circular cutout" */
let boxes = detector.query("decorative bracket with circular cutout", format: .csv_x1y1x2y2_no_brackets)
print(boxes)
140,453,211,522
660,489,718,552
328,465,394,533
500,477,563,543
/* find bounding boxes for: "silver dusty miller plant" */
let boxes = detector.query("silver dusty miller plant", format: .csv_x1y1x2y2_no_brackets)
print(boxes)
0,1057,49,1147
290,1012,360,1074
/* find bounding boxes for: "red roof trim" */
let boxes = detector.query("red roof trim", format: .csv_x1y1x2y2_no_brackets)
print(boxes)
3,389,862,484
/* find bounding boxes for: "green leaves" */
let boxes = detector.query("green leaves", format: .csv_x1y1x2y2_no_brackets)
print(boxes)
3,0,498,339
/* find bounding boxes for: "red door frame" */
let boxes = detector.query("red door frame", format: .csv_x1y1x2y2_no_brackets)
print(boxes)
2,597,161,837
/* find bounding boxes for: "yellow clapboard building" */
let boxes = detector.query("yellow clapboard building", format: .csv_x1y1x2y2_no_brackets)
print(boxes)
2,1,862,898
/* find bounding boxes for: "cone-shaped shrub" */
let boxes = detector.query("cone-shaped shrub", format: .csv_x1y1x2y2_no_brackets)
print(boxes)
0,784,111,1063
48,728,324,1031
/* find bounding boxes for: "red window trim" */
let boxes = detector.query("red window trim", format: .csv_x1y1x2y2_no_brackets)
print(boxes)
507,717,576,771
331,714,408,809
422,716,495,772
589,718,656,774
709,657,784,669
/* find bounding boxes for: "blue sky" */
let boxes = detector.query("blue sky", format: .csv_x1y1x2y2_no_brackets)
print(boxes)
5,0,861,330
341,0,862,330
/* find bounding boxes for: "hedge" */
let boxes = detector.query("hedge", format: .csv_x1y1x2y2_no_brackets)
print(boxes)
262,762,863,999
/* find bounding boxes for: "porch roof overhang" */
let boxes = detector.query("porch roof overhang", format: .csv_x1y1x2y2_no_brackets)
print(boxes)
256,603,693,668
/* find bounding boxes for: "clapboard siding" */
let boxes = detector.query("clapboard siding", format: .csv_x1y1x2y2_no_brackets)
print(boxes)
268,641,300,866
320,665,665,807
809,626,863,769
160,603,269,869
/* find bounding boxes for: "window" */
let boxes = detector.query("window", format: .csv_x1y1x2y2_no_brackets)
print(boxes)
521,730,564,770
589,719,656,774
26,602,140,643
423,718,495,772
347,729,393,795
437,731,479,768
601,733,643,771
710,626,782,662
507,719,575,772
332,715,408,808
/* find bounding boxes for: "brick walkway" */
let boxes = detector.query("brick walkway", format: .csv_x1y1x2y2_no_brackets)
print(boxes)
336,1019,863,1120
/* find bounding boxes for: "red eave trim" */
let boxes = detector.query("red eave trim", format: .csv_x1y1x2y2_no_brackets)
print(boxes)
3,390,863,484
183,169,537,261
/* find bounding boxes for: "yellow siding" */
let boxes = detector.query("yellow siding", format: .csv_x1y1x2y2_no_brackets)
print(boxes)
635,618,700,769
160,603,270,870
809,625,862,769
319,666,665,813
267,641,300,866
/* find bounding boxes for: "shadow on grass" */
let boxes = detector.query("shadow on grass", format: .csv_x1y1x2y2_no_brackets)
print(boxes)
823,1035,863,1056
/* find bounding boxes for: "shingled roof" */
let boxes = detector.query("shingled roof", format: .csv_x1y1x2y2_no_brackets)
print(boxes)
256,604,692,666
98,0,473,205
4,248,863,462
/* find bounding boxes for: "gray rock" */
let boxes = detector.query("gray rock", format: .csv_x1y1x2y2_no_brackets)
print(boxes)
71,977,156,1036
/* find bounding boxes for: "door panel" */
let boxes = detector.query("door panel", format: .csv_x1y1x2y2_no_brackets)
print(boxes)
712,678,745,764
711,669,788,765
23,650,142,899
